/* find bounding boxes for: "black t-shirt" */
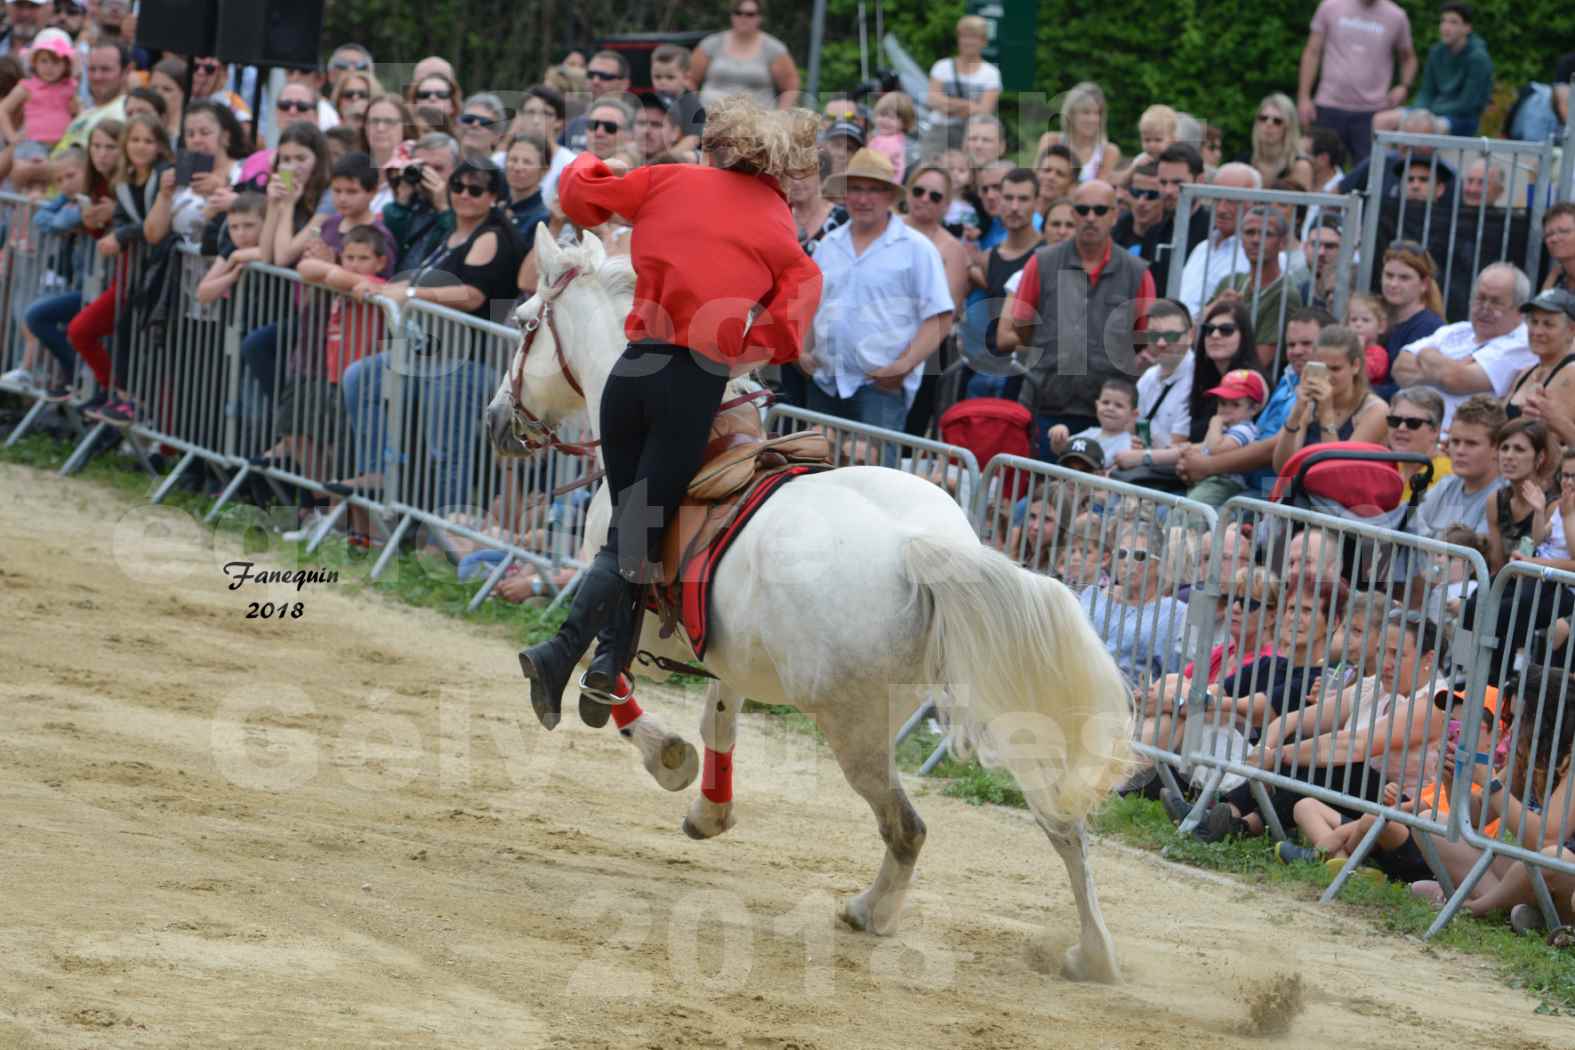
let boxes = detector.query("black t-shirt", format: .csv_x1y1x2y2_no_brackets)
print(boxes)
416,215,524,322
1221,655,1327,721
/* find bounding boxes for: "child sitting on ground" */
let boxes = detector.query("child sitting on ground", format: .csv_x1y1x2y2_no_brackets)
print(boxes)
1050,377,1140,463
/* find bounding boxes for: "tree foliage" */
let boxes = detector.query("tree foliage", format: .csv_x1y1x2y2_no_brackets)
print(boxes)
326,0,1574,157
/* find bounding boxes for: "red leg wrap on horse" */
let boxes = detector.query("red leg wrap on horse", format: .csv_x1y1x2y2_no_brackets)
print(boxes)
702,748,733,804
611,690,643,730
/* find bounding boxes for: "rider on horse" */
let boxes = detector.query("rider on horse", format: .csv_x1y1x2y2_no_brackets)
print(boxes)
518,95,824,726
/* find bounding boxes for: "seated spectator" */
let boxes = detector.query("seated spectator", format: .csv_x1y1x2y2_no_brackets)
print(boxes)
1410,664,1575,930
1385,386,1446,489
1111,162,1167,270
1273,324,1390,471
1273,609,1448,866
1380,240,1445,375
1056,435,1107,478
1049,377,1138,463
1342,293,1394,392
1415,392,1505,537
1484,418,1561,574
1290,214,1344,316
1055,509,1114,590
1239,92,1301,187
1374,3,1492,137
1543,202,1575,295
1077,522,1190,686
1504,289,1575,450
1459,155,1507,211
1112,299,1194,471
1390,262,1533,434
384,132,459,271
1144,367,1267,495
1003,494,1057,572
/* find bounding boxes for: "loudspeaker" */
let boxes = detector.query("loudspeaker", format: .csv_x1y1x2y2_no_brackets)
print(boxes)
135,0,219,57
216,0,326,71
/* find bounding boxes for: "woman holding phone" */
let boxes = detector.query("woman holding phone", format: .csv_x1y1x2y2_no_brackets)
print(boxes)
1273,324,1388,472
144,101,247,244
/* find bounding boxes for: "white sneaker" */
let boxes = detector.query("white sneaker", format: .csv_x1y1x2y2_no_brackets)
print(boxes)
283,510,330,542
0,367,35,390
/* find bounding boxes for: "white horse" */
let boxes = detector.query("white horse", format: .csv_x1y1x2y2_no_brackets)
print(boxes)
484,229,1136,983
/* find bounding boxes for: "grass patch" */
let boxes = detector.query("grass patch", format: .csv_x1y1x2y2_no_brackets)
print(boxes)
1093,794,1575,1015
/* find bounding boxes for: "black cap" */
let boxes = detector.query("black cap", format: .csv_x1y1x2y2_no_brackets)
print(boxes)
822,120,866,147
1520,288,1575,320
1060,436,1105,470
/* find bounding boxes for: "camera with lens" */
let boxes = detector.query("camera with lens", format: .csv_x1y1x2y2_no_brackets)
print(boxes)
849,70,901,103
399,164,425,186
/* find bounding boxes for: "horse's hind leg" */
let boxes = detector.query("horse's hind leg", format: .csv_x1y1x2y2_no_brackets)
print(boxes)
683,680,742,839
824,719,926,937
1039,818,1121,984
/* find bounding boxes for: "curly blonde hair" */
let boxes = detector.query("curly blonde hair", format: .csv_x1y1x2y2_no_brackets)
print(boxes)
701,95,819,180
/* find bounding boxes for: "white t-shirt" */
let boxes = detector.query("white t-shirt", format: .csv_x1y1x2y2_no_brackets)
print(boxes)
1400,320,1533,433
1136,355,1195,448
1072,426,1135,462
928,58,1002,125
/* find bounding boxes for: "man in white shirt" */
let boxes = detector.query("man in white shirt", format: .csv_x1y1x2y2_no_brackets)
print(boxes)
1390,262,1533,433
1177,163,1266,316
1114,300,1194,471
806,149,953,432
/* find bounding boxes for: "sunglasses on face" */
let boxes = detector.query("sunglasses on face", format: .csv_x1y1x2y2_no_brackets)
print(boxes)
1115,548,1152,562
340,89,369,101
910,186,944,204
1231,596,1265,612
277,99,314,113
194,60,222,74
448,180,491,198
458,113,494,126
1129,187,1161,201
1257,113,1286,125
588,119,624,134
1201,323,1238,337
415,88,452,101
1387,414,1434,430
331,58,371,71
1072,204,1111,217
586,70,622,82
1145,329,1189,346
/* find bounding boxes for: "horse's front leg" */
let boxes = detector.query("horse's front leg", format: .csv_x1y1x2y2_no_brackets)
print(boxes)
608,677,700,792
683,680,742,839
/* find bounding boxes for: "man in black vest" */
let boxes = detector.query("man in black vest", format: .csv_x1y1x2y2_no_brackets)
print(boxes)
1000,180,1156,460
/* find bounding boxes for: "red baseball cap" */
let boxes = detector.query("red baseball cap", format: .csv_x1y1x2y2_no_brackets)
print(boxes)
1205,368,1269,405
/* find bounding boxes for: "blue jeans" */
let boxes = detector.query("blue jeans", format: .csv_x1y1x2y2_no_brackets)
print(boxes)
241,323,279,399
341,351,496,511
805,381,909,431
1443,113,1480,136
24,291,82,375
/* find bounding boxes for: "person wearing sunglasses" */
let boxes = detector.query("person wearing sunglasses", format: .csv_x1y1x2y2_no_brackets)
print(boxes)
1076,524,1191,688
326,44,375,92
188,56,254,133
1384,385,1444,490
331,72,383,142
408,72,461,129
583,99,632,162
455,92,507,162
690,0,801,111
1111,299,1195,474
1111,161,1167,270
1238,93,1300,187
1007,178,1156,461
518,96,822,722
557,51,630,152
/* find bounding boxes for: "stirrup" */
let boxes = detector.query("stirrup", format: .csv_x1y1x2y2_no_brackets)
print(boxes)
578,670,634,706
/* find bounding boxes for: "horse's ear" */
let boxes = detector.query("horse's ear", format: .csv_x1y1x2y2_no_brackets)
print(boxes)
579,228,606,272
536,223,562,284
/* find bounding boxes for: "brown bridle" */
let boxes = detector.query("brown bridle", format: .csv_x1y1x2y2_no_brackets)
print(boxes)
505,266,601,459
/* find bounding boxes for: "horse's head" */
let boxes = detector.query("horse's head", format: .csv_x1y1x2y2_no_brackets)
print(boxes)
486,225,623,460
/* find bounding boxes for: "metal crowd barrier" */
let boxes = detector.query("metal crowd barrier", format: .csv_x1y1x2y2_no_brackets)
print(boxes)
1357,130,1554,323
1440,560,1575,936
1174,497,1496,918
1166,183,1363,374
763,402,980,513
374,297,589,602
0,191,109,449
969,453,1220,791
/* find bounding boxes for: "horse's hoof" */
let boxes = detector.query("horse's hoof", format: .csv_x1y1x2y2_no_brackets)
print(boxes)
682,798,735,840
1061,944,1121,984
578,694,611,728
646,735,698,792
682,817,707,840
837,898,871,932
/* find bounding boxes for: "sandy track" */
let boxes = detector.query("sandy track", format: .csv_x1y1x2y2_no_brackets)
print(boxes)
0,462,1565,1049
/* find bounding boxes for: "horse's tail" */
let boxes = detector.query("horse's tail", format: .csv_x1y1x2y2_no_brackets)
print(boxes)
903,533,1134,827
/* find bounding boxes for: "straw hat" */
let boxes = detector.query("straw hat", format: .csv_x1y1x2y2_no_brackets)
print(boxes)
822,148,902,198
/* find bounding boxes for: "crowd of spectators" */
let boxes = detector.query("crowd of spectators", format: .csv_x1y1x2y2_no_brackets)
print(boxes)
0,0,1572,932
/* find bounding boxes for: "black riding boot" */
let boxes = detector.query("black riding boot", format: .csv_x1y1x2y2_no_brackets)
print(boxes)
518,551,624,730
578,590,641,727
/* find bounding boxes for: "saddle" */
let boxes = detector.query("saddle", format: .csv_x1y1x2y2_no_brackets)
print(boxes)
643,395,832,662
658,395,830,587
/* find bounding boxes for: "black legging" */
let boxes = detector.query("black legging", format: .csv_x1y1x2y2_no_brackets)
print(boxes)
599,341,729,579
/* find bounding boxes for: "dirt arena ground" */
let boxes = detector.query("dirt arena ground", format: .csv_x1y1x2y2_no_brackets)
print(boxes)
0,461,1567,1049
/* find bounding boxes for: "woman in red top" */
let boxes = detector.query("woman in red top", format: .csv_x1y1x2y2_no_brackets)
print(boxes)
520,95,823,722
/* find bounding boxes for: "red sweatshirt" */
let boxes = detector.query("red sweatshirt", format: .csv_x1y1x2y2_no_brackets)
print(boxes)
557,153,822,366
